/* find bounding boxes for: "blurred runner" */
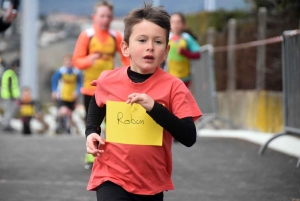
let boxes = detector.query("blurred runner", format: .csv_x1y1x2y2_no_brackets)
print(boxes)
72,1,129,169
167,12,201,88
51,54,82,134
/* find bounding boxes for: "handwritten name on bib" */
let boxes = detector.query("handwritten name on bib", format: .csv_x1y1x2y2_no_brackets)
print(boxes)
106,101,163,146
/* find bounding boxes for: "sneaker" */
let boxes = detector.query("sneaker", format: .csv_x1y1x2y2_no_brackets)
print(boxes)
2,126,14,132
84,153,95,170
84,163,93,170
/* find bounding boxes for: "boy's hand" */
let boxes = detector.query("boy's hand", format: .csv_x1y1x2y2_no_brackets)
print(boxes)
90,80,97,86
51,92,57,100
3,6,17,23
86,133,105,157
88,53,101,63
72,92,77,100
126,93,154,111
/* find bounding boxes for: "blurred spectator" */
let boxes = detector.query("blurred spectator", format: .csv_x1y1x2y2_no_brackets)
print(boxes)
1,62,20,132
0,5,18,32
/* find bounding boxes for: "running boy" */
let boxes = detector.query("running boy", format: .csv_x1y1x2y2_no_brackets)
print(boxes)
85,2,202,201
167,12,201,88
72,1,129,117
51,54,82,134
73,1,129,168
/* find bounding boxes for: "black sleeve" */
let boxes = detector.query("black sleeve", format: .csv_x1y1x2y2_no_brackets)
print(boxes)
147,101,197,147
85,95,106,138
0,17,11,32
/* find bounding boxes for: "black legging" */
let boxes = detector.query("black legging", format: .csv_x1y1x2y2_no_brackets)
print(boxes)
22,117,32,135
96,181,164,201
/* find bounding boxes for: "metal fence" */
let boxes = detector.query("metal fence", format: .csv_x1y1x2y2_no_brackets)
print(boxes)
191,44,216,114
259,30,300,167
191,44,235,129
283,31,300,132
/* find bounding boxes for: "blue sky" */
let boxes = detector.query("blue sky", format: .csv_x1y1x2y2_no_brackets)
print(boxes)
38,0,249,16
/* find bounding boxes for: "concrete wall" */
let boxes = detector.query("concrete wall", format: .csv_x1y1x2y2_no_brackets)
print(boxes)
217,90,283,133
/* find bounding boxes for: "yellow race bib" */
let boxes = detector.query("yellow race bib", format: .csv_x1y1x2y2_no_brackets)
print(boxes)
106,101,163,146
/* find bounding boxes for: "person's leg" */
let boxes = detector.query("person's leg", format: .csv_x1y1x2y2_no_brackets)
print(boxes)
2,99,15,130
58,105,72,134
55,100,63,134
133,192,164,201
96,181,164,201
23,117,32,135
96,181,131,201
65,101,76,134
22,117,26,134
2,99,11,128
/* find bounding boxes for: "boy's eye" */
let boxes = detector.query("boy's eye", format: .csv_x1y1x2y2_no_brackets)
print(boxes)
138,39,146,43
155,40,162,44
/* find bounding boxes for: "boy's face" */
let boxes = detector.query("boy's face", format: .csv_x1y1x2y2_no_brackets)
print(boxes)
170,14,185,35
63,57,72,68
22,90,32,102
121,20,169,74
93,6,113,30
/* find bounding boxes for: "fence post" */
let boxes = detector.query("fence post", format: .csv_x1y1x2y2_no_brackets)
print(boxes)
256,7,267,91
207,27,215,45
227,19,236,91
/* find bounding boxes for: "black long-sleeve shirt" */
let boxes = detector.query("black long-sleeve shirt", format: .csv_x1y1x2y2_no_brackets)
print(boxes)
85,68,197,147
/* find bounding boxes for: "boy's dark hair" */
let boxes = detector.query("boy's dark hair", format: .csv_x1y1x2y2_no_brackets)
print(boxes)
171,12,198,41
123,2,170,46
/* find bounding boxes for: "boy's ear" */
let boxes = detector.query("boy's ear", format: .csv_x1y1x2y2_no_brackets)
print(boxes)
121,41,130,57
163,45,170,60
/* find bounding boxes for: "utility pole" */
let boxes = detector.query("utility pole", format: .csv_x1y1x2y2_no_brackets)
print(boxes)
256,7,267,91
204,0,216,11
227,18,237,91
20,0,39,98
153,0,160,6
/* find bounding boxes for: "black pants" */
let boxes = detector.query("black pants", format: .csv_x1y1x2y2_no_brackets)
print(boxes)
22,117,32,135
96,181,164,201
57,100,76,111
84,95,93,121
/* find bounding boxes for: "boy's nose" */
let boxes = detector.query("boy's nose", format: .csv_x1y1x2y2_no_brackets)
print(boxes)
147,42,154,52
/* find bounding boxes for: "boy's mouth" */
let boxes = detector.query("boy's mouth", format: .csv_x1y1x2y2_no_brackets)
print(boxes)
143,55,154,62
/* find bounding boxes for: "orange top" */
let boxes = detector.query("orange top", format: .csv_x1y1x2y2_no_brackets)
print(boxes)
73,24,130,96
87,66,202,195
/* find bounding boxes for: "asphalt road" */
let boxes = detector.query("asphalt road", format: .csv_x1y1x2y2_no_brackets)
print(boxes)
0,133,299,201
